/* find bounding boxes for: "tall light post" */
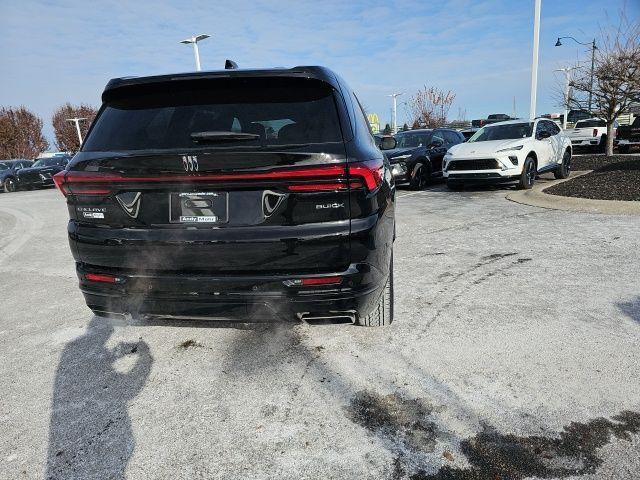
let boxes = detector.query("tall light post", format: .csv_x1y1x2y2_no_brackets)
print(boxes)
529,0,542,121
387,93,403,133
555,36,597,113
554,66,577,129
66,117,87,145
180,34,210,71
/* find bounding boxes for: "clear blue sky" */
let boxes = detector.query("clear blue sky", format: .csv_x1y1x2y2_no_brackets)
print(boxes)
1,0,638,143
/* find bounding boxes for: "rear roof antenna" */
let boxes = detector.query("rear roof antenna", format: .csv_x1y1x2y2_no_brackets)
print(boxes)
225,59,238,70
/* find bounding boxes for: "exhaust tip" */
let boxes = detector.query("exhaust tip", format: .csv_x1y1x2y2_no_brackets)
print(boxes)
298,312,356,325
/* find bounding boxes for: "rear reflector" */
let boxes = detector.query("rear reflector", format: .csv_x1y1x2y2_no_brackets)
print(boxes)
84,273,121,284
284,276,343,287
301,276,343,286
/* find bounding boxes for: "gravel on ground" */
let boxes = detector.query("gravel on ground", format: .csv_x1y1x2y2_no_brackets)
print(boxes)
546,157,640,201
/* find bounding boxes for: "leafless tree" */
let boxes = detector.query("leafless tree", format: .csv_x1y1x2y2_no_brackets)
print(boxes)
52,103,98,152
408,86,456,128
566,12,640,155
0,106,49,160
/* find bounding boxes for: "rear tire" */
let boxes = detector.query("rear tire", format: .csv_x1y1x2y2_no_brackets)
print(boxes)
358,252,393,327
554,150,572,179
3,177,17,193
618,145,630,154
517,157,536,190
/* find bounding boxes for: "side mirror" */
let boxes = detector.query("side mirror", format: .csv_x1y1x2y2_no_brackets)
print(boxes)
429,138,444,149
537,130,551,140
380,136,397,150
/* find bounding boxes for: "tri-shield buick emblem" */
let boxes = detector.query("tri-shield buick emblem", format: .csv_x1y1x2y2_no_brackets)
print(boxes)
182,155,198,172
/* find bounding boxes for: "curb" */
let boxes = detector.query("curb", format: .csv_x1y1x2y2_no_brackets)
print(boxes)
505,171,640,215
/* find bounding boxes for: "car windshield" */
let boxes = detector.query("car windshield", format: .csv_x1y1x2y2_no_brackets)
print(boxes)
83,77,343,152
32,158,68,167
468,123,533,142
394,132,432,148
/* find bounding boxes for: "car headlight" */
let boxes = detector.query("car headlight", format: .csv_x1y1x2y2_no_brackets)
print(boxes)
496,145,523,153
392,154,411,160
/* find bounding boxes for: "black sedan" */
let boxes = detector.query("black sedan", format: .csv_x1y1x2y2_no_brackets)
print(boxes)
16,156,71,190
386,128,465,189
1,159,33,192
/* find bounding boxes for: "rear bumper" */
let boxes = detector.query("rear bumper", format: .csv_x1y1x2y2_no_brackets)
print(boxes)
570,138,599,146
77,262,385,322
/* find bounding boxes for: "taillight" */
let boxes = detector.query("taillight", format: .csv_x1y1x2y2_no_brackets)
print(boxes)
53,171,114,197
593,129,598,137
288,183,348,192
348,159,384,192
53,162,383,196
52,171,67,195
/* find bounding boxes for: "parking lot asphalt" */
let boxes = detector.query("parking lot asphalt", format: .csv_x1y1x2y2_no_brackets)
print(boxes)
1,180,639,479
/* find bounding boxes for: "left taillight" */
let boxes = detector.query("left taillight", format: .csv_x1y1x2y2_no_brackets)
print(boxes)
53,171,113,197
52,171,67,196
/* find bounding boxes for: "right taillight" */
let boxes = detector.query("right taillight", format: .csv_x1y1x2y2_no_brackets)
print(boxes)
593,129,598,137
348,159,384,192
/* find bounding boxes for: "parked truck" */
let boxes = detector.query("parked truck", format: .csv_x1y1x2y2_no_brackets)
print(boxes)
471,114,514,128
565,118,616,152
616,117,640,153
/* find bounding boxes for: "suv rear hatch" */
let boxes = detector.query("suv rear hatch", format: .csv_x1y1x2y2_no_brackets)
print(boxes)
57,76,371,275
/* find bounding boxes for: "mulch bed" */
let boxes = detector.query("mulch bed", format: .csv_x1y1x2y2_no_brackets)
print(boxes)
545,156,640,201
570,154,634,171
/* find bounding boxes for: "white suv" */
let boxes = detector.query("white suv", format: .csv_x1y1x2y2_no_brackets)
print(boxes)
443,119,572,190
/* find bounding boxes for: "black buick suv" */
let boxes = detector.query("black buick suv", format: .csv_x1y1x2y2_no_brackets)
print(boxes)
54,66,396,326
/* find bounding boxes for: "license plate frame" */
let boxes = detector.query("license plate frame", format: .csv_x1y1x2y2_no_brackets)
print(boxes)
169,192,229,224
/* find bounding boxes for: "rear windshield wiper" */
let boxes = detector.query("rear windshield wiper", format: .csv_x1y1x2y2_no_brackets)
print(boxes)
190,131,260,143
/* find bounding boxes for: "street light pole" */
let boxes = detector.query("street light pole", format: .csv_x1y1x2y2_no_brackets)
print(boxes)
529,0,541,121
388,93,403,133
180,34,211,71
554,67,576,129
555,36,598,114
66,118,87,145
588,38,596,113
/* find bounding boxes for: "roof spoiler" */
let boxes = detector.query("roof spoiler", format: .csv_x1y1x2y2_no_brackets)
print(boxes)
225,59,238,70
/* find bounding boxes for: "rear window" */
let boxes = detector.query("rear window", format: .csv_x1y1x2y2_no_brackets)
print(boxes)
575,120,606,128
83,77,343,152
